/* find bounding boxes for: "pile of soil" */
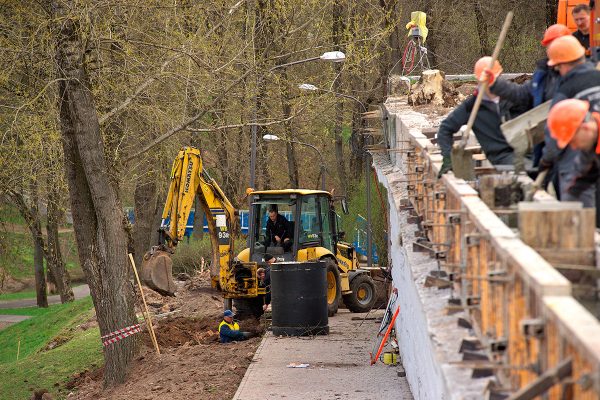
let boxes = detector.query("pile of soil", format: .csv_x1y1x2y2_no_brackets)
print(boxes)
62,272,265,400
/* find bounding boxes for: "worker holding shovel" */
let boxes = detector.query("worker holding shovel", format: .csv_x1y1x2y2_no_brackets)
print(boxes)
437,56,526,176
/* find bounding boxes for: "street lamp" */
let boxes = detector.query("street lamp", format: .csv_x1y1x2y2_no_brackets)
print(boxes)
249,52,346,190
297,83,366,112
298,82,373,269
262,134,326,191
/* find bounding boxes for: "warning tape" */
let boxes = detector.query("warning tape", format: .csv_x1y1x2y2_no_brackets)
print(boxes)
101,323,142,340
102,326,142,347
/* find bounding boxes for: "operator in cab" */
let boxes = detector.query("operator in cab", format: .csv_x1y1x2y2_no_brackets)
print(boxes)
218,310,253,343
264,205,292,251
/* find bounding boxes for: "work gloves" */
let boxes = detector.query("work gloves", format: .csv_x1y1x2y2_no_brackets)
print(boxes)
438,155,453,178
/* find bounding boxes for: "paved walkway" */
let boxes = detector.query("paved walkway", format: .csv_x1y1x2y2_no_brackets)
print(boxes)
0,284,90,309
234,309,413,400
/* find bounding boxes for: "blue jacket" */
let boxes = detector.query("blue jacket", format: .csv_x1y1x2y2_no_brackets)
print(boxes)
219,320,245,343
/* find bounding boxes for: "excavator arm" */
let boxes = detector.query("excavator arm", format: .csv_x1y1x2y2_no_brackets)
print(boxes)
141,147,259,298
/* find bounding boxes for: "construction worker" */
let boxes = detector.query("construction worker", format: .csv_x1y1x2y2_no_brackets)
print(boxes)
572,4,591,51
539,35,600,211
438,56,526,175
218,310,253,343
483,24,570,167
264,205,292,251
547,99,600,155
259,254,275,312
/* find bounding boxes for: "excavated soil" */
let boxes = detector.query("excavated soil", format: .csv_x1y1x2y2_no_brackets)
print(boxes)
63,272,265,400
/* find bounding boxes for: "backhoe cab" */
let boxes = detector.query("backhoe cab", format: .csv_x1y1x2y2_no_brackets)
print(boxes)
142,147,377,316
237,190,377,315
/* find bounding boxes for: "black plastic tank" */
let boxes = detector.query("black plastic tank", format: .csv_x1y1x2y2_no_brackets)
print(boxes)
271,261,329,336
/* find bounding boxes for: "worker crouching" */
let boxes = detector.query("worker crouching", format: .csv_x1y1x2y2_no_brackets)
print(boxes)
219,309,253,343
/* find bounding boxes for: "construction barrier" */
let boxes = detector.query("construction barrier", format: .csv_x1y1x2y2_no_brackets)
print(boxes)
378,98,600,399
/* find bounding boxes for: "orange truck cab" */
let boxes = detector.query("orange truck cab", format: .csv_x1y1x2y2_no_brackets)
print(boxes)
557,0,599,59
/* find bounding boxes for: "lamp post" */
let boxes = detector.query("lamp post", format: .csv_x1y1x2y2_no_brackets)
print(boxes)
263,134,326,191
297,83,367,112
298,83,372,268
249,52,346,191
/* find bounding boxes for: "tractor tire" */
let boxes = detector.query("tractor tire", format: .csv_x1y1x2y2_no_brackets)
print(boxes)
343,274,377,313
324,259,341,317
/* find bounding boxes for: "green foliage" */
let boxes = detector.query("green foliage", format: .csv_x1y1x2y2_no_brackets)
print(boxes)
0,231,82,283
0,205,25,225
0,296,94,365
339,174,388,267
0,289,38,301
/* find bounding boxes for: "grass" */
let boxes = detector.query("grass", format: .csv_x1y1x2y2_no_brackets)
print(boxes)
0,289,37,301
0,296,94,364
0,296,100,400
0,307,53,317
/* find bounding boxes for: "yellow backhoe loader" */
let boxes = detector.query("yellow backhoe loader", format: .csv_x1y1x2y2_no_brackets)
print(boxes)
141,147,378,316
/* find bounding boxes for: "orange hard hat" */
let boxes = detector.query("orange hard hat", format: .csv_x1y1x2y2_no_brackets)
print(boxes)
541,24,571,47
547,35,586,66
474,56,503,81
547,99,590,148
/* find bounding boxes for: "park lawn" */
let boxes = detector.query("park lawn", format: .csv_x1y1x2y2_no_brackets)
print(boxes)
0,289,38,302
0,306,54,317
0,296,101,399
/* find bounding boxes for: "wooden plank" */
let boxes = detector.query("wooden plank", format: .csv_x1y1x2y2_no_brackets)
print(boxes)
506,357,572,400
462,196,517,239
544,296,600,371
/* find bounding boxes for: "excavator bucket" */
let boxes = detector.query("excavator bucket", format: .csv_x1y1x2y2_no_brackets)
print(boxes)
140,250,177,296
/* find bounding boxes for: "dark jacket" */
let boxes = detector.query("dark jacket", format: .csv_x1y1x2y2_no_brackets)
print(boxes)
490,58,560,108
542,62,600,174
437,94,524,165
573,30,590,51
259,267,272,305
264,214,290,246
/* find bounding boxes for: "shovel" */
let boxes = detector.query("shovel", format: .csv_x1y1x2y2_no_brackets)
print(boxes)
451,11,514,180
523,169,549,201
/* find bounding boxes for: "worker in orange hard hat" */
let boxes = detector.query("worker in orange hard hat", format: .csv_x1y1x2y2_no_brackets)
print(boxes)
539,35,600,226
478,24,571,170
437,56,527,176
548,99,599,153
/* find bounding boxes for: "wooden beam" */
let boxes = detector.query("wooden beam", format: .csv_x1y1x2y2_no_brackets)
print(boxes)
506,358,572,400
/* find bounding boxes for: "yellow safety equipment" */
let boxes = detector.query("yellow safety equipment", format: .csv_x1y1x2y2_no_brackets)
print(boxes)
405,11,428,43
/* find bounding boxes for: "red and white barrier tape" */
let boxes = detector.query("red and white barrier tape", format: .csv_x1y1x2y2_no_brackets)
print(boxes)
102,325,142,347
101,323,142,340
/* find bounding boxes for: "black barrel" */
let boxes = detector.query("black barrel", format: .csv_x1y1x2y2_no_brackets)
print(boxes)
271,261,329,336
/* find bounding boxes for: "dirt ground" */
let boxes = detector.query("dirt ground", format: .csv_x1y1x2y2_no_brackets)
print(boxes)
64,272,265,400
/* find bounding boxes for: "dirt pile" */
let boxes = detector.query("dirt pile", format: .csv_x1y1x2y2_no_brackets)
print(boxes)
64,271,265,400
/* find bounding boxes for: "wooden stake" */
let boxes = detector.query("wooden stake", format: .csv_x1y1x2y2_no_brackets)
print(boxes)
16,337,20,361
128,253,160,355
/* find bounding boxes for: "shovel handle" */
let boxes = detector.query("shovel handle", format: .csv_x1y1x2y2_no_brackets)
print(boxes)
459,11,514,148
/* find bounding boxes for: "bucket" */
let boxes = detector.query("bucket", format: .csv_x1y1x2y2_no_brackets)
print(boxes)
383,352,398,365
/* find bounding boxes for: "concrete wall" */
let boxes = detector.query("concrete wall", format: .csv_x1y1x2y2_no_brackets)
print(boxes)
373,102,490,400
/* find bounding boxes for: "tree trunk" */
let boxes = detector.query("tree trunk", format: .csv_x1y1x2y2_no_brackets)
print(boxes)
333,0,347,194
133,180,157,269
52,0,138,387
31,180,47,308
278,69,299,189
546,0,559,27
46,186,74,303
8,189,48,307
193,196,205,240
472,0,490,56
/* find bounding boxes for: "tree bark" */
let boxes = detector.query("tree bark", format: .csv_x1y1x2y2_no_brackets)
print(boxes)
8,189,48,307
278,69,299,189
52,0,138,387
333,0,347,194
133,180,157,268
546,0,559,27
31,182,48,308
472,0,490,56
46,185,74,303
